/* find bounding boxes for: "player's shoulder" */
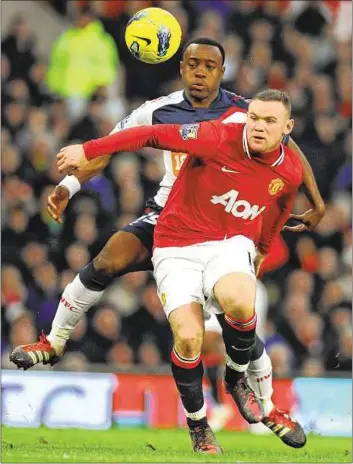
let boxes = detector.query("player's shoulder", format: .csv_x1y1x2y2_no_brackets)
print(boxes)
139,90,184,113
114,91,185,130
217,89,249,124
216,119,245,142
282,145,304,186
220,88,250,110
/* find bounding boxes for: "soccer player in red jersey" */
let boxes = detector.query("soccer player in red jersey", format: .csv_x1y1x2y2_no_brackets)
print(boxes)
9,42,315,452
56,89,306,453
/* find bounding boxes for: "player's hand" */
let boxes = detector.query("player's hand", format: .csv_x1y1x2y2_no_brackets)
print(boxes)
283,205,325,233
57,145,88,174
254,251,266,277
47,185,70,224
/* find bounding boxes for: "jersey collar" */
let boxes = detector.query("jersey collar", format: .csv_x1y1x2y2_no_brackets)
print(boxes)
242,126,284,167
183,89,223,108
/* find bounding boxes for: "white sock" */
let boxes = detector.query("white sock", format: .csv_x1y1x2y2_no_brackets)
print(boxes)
248,349,274,416
185,403,207,421
225,354,249,372
47,275,104,354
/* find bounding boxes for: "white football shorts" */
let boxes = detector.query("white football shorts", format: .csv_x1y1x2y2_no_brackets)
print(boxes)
152,235,256,318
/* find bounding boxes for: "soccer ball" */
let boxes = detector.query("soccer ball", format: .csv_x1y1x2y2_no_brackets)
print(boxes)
125,7,182,64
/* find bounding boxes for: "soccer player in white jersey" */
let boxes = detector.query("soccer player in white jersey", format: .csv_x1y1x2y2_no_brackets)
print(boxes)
11,38,324,450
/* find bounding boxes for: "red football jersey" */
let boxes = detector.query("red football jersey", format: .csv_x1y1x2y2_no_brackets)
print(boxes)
84,121,303,252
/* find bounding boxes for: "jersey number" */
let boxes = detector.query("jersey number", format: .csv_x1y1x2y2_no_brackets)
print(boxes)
171,152,188,176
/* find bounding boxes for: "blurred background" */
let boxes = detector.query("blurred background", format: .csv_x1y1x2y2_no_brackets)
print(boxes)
1,0,352,379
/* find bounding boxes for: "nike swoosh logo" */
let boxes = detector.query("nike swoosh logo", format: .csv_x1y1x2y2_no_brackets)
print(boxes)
231,346,251,351
132,35,152,45
222,166,241,173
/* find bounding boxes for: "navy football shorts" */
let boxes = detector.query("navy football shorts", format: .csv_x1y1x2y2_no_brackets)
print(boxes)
122,198,162,262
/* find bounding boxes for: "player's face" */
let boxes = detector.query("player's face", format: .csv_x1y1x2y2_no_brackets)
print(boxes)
246,100,294,153
180,44,225,105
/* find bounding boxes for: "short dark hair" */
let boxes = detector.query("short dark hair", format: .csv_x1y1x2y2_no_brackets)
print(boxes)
252,89,292,116
182,37,225,64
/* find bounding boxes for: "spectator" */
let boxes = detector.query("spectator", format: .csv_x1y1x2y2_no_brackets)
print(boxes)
64,242,91,273
77,304,123,363
266,341,294,377
138,340,162,368
27,262,60,331
2,15,36,80
108,340,134,368
46,6,119,120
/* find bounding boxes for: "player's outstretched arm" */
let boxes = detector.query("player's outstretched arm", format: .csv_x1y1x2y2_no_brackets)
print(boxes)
286,137,325,231
47,155,111,223
56,122,221,173
49,101,155,222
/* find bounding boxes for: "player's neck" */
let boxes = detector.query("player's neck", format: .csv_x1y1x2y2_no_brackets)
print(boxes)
184,89,220,108
250,146,282,165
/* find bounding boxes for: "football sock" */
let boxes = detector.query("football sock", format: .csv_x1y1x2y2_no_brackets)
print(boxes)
248,349,274,416
171,348,207,428
251,334,265,361
79,261,115,291
47,275,103,353
222,312,257,386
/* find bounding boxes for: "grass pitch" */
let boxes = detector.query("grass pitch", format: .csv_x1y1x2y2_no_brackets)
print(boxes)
2,426,352,463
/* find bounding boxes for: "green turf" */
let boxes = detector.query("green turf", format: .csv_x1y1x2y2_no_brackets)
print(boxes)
1,427,352,463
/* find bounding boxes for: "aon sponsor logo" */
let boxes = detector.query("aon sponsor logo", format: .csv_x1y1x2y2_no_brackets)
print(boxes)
211,189,266,220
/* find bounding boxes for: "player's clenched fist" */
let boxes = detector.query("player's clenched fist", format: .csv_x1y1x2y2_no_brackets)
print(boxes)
47,185,70,224
57,144,88,174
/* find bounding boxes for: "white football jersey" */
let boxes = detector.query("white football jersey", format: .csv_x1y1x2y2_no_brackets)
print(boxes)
111,91,185,207
110,89,249,208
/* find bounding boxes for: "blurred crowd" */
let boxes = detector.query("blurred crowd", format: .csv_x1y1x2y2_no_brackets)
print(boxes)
1,0,352,376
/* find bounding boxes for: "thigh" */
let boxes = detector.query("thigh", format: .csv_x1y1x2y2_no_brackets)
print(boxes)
94,208,162,275
203,235,257,299
94,230,151,275
213,272,256,314
152,247,205,319
122,210,160,256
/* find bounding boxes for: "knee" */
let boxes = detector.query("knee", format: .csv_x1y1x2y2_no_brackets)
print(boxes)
79,261,114,291
214,274,256,322
93,232,146,274
93,248,115,274
93,248,121,275
217,292,254,321
174,326,204,359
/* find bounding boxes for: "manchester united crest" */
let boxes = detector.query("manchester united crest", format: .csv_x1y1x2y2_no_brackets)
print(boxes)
268,178,284,195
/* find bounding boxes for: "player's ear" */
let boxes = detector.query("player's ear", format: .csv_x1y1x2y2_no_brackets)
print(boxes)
221,65,225,76
283,118,294,136
180,61,183,78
